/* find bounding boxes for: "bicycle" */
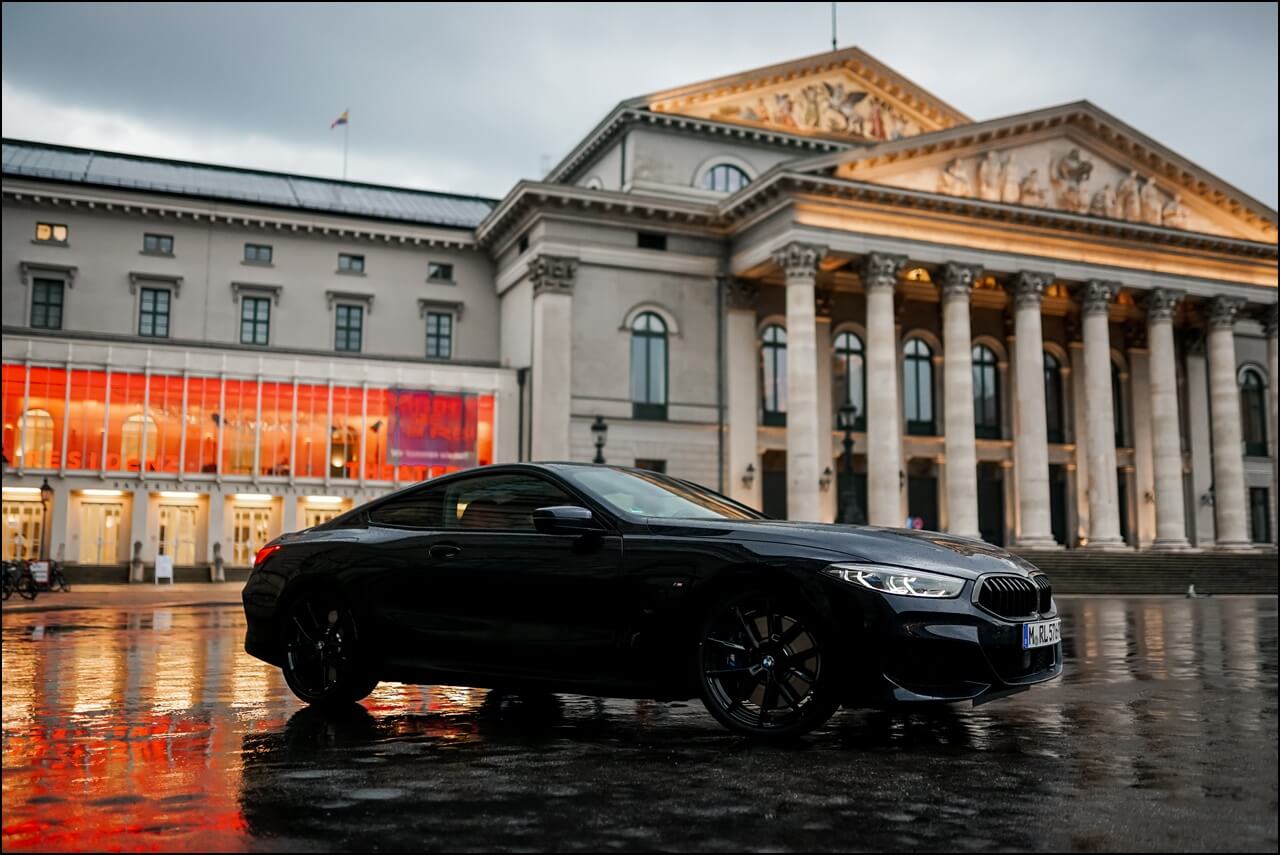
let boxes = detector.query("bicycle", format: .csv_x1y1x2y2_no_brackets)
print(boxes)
29,559,70,593
3,560,38,601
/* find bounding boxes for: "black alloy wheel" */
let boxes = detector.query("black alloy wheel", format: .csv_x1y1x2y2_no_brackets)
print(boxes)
280,590,377,706
697,588,840,738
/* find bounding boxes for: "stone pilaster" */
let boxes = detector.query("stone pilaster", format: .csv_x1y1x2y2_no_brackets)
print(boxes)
940,262,981,539
863,252,907,527
772,242,827,522
1078,280,1127,548
724,277,761,509
1145,289,1192,549
529,255,577,461
1266,305,1279,546
1206,296,1252,549
1010,271,1058,547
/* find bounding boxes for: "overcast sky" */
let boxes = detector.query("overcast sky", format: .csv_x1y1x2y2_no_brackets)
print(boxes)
3,2,1276,207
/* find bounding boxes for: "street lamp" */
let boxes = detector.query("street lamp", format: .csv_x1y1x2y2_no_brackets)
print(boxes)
39,477,53,561
591,415,608,464
836,404,863,525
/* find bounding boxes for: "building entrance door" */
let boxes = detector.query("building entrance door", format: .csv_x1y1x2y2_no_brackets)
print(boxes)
907,474,938,532
158,505,198,565
1049,464,1068,546
232,506,273,566
80,503,122,564
977,463,1005,546
761,449,787,520
2,501,43,561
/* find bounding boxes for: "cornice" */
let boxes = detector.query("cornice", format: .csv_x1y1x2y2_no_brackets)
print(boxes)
1,184,479,250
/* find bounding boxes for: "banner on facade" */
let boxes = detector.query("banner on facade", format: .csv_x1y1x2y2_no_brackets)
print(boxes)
387,389,477,467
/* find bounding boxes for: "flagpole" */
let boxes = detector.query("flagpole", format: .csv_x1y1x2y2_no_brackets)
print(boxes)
342,110,349,181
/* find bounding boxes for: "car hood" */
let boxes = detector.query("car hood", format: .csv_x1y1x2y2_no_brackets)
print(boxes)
647,518,1037,581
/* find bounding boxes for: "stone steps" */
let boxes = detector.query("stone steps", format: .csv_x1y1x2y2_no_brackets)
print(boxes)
1011,550,1278,595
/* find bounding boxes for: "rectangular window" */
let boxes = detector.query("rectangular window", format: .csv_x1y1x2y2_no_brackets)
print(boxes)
35,222,68,243
517,233,529,254
637,232,667,251
183,375,221,474
295,384,329,478
221,378,256,475
30,278,64,329
427,262,454,282
338,253,365,273
244,243,273,264
240,296,271,345
144,373,184,474
143,233,174,255
426,312,453,359
259,381,293,477
335,305,363,352
138,288,171,337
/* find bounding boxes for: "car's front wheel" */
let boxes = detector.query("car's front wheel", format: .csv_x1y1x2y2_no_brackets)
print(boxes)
280,589,378,707
696,586,841,739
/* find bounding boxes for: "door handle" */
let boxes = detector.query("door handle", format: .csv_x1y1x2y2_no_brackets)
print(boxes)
429,544,462,561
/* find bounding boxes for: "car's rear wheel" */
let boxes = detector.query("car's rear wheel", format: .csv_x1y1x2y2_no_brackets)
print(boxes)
280,589,378,706
696,586,841,739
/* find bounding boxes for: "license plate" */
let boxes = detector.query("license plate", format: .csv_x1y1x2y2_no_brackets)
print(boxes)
1022,618,1060,650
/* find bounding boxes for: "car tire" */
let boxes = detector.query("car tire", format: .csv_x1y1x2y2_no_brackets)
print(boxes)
279,589,378,707
695,585,842,739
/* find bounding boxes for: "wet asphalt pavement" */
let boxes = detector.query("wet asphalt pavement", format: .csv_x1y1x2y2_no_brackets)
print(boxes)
2,596,1276,852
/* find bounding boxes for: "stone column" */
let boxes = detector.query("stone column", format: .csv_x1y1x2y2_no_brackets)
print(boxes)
772,242,827,522
283,495,300,536
529,255,577,462
940,262,981,539
1079,280,1127,549
863,252,907,527
1206,296,1252,550
816,289,837,523
1010,271,1058,548
724,278,761,509
206,492,225,565
1145,289,1192,550
1265,306,1278,546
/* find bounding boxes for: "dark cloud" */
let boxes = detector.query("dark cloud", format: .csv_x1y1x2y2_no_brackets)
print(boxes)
2,2,1276,206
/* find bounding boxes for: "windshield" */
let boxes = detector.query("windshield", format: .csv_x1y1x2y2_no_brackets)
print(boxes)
563,467,762,520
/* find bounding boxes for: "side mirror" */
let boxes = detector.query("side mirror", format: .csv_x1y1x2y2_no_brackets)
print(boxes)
532,505,600,535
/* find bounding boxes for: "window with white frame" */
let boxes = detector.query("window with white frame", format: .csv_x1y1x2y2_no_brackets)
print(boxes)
426,311,453,359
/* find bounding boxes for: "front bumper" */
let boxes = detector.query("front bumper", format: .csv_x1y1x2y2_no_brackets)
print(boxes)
820,576,1063,707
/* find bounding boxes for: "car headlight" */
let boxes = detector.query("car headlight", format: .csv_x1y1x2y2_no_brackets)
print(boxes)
822,563,965,598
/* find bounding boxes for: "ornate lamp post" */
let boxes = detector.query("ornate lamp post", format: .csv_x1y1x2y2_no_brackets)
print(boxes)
591,416,608,464
837,404,863,525
39,477,53,561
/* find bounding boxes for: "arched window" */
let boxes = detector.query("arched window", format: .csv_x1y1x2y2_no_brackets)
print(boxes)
1044,352,1065,444
972,345,1001,439
903,338,935,436
121,413,157,472
703,164,750,194
630,311,668,420
761,325,787,426
833,331,865,431
1240,368,1269,456
1111,361,1127,448
17,408,54,469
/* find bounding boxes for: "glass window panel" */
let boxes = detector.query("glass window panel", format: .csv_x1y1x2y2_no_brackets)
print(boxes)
330,386,363,480
477,394,494,468
66,369,107,472
219,379,257,475
648,336,665,403
630,335,646,403
183,376,221,474
364,387,392,481
144,374,183,473
2,364,26,468
259,381,293,477
23,366,66,469
295,384,330,479
104,372,146,472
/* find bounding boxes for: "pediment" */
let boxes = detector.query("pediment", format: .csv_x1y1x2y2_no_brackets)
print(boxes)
642,47,969,143
819,106,1276,243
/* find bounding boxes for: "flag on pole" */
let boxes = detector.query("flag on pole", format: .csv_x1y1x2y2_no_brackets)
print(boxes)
330,110,349,130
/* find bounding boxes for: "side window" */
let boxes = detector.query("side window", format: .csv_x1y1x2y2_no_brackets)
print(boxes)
444,474,575,531
367,486,446,528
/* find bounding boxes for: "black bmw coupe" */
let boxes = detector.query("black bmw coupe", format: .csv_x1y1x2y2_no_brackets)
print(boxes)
243,463,1062,738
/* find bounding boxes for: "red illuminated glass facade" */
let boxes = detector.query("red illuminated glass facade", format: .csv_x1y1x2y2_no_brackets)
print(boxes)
1,364,493,482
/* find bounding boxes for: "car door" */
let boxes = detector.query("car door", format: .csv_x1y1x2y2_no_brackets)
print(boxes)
424,471,625,681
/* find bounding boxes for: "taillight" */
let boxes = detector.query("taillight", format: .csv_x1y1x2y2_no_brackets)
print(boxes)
253,544,282,568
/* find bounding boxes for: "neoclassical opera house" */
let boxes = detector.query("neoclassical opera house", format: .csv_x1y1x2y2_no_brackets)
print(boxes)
2,47,1276,572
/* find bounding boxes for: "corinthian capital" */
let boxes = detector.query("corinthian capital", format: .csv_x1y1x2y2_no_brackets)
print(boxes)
1078,279,1119,316
939,262,982,301
529,255,578,296
1144,288,1185,324
1011,271,1051,309
722,277,758,311
861,252,907,293
771,242,827,280
1207,295,1245,329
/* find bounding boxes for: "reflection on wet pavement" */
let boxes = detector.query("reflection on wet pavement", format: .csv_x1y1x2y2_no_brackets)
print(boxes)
2,598,1276,852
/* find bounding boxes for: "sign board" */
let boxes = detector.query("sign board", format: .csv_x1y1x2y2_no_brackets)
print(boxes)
29,561,49,584
154,555,174,585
